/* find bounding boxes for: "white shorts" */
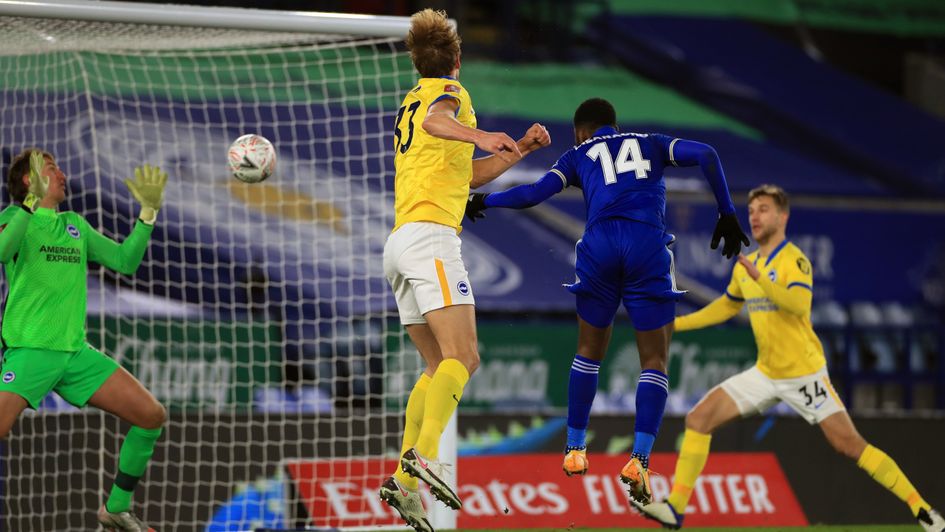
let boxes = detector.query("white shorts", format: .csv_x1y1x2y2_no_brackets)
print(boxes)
383,222,474,325
719,365,846,425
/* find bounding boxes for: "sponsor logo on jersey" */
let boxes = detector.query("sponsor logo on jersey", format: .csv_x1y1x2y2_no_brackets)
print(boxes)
2,371,15,383
444,84,460,93
457,280,470,296
747,297,778,313
40,244,81,264
66,224,80,239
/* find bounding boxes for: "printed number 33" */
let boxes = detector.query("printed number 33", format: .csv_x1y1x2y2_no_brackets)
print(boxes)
394,101,422,154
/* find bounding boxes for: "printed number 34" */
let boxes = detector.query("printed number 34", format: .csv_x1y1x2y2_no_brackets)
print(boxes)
799,380,828,407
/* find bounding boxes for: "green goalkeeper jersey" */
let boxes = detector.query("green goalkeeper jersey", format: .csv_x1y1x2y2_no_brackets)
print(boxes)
0,206,153,351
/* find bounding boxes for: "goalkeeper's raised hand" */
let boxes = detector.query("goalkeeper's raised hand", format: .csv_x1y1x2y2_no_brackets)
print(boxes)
124,164,168,225
711,213,750,259
465,193,489,223
22,150,49,212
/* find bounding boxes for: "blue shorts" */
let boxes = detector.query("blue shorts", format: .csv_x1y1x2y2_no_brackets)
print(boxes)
566,219,684,331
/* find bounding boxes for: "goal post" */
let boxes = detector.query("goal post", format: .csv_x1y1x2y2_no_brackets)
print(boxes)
0,0,413,36
0,1,457,530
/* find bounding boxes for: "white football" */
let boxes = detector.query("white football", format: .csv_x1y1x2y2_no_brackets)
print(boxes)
228,134,276,183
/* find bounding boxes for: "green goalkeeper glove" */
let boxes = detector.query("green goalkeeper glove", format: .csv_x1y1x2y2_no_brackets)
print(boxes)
22,150,49,212
124,164,168,225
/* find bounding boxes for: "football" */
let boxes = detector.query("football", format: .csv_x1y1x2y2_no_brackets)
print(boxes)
228,134,276,183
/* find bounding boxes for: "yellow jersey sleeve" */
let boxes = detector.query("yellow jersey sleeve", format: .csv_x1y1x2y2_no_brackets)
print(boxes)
784,252,813,291
725,261,746,302
392,77,477,232
674,294,743,332
675,263,745,331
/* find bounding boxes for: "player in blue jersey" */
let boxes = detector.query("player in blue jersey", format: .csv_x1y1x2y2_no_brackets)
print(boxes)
465,98,748,504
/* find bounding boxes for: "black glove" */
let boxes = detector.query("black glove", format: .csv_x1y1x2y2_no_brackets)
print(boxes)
711,213,750,259
465,193,489,223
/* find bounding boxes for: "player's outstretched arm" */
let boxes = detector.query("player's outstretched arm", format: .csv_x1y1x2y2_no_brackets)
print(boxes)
422,97,521,162
0,209,32,263
464,170,565,223
471,123,551,187
124,164,168,225
667,141,733,209
87,165,167,275
0,151,52,262
667,139,749,258
674,294,744,332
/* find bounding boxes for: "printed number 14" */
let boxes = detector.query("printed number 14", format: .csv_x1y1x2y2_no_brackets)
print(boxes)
586,138,651,185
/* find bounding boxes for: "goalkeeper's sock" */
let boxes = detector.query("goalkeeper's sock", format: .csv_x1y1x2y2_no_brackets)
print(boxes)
857,444,930,517
393,373,431,491
106,426,162,513
566,354,600,450
632,369,669,469
668,429,712,515
414,359,469,459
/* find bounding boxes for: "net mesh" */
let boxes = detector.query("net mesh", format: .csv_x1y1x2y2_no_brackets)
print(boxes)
0,15,418,531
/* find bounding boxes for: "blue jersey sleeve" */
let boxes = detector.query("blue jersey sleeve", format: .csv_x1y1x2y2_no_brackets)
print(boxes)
655,135,736,215
549,149,580,189
483,170,566,209
649,134,676,166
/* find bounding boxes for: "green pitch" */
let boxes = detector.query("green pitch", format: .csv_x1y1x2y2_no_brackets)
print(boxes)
446,527,915,532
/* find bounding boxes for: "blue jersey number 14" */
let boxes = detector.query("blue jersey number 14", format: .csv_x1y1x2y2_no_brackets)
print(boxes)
586,138,651,185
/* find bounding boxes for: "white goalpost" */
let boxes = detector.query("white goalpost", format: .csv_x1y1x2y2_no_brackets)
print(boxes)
0,1,456,530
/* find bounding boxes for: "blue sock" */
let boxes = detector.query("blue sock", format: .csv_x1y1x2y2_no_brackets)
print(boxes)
632,369,669,468
566,354,600,451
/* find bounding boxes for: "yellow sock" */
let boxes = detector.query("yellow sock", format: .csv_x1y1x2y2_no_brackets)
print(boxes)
667,429,712,515
857,444,929,517
414,358,469,459
393,373,431,490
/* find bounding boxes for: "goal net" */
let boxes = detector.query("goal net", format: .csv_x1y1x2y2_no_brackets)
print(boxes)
0,5,426,531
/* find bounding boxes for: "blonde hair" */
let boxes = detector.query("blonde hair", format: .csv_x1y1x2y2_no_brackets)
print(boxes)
748,183,790,212
406,9,460,78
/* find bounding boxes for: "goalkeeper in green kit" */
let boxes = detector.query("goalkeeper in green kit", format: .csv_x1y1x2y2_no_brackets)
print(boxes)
0,148,168,531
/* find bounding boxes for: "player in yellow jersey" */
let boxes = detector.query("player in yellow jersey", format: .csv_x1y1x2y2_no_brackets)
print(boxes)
378,9,551,532
633,185,943,531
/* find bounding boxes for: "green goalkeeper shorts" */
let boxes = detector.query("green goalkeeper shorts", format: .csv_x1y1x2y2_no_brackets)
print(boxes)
0,345,120,409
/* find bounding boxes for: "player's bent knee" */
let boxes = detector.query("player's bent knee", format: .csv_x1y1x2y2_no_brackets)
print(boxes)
142,401,167,429
684,409,710,433
463,352,480,375
0,415,22,440
639,351,668,373
448,342,480,375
